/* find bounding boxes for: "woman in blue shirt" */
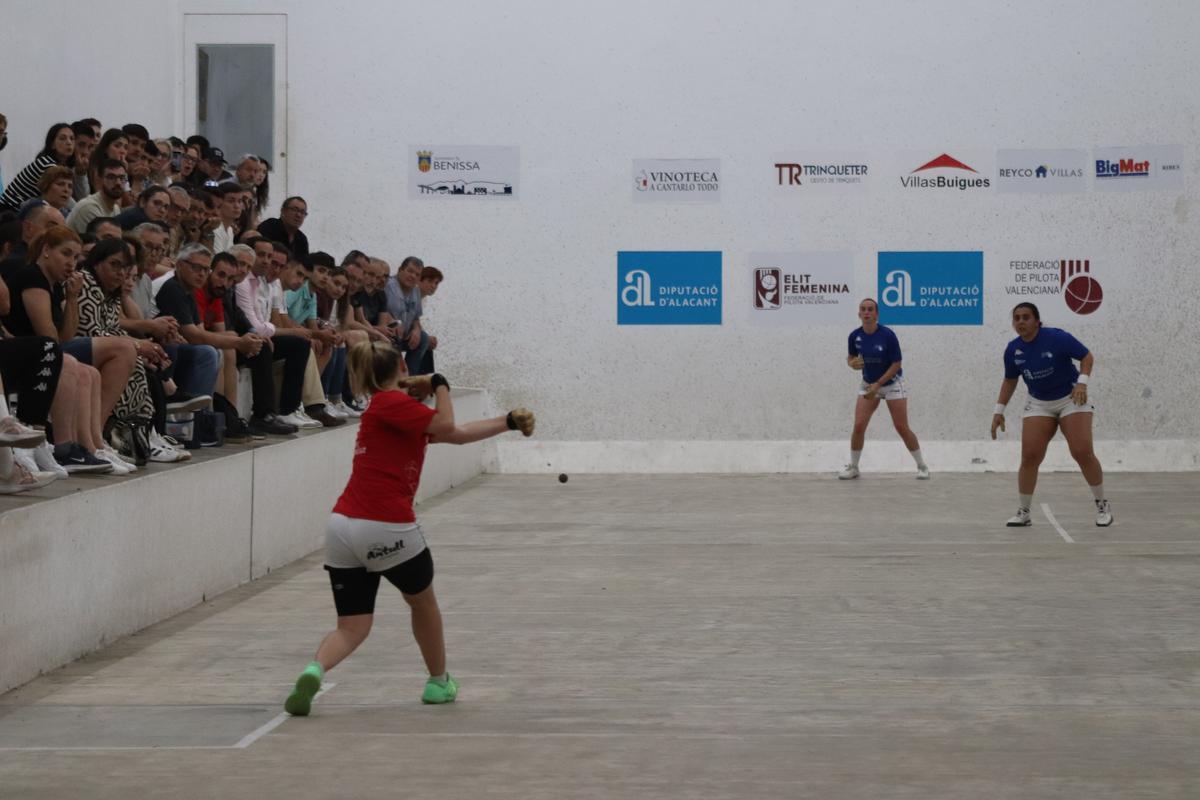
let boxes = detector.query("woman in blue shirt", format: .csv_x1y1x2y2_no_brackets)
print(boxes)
840,298,929,480
990,302,1111,527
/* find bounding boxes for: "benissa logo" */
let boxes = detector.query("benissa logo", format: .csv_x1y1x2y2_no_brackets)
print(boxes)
901,154,990,190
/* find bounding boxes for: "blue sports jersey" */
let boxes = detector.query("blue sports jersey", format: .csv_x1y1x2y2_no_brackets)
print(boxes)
848,325,903,385
1003,326,1089,401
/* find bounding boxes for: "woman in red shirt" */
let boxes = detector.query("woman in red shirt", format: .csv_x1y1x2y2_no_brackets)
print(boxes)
285,341,535,715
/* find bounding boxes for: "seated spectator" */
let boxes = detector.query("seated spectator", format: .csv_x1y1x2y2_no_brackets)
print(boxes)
320,267,368,417
0,352,63,490
75,238,189,463
36,165,75,212
251,156,270,218
417,265,444,374
353,257,393,340
0,122,75,212
69,121,97,201
236,240,339,428
85,215,122,241
172,143,201,186
147,243,220,405
163,184,191,250
87,129,130,194
124,222,176,324
149,139,173,187
124,145,154,199
193,250,295,438
196,147,231,185
1,225,135,473
0,220,22,262
120,123,150,160
342,253,386,343
212,183,243,253
66,159,126,233
384,255,430,375
1,203,66,283
116,185,170,231
175,187,217,252
257,196,310,263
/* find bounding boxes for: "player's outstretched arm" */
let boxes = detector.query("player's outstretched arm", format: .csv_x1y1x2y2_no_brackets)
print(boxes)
430,408,536,445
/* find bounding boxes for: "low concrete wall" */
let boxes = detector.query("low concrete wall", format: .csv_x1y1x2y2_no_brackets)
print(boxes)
0,388,491,694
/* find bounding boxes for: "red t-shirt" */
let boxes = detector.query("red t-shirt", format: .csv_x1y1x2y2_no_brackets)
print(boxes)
195,286,225,329
333,390,436,523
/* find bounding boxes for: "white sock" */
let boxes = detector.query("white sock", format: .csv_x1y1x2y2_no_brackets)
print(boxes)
1089,484,1105,502
430,672,448,684
909,448,926,469
1019,494,1033,512
850,450,862,468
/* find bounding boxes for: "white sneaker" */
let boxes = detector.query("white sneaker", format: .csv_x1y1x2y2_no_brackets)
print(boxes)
838,464,860,480
1006,508,1032,527
149,429,192,462
100,445,138,470
0,416,46,448
1095,499,1114,527
94,447,133,475
0,461,58,493
279,410,322,430
21,441,69,478
916,466,930,480
323,401,346,419
332,400,361,418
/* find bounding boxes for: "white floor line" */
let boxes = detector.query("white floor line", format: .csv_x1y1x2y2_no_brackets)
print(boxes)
234,682,336,749
1040,503,1074,543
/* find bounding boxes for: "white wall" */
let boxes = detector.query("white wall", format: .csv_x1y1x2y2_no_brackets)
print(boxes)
3,1,1197,465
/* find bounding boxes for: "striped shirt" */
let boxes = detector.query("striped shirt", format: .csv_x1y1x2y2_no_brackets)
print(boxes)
0,154,58,211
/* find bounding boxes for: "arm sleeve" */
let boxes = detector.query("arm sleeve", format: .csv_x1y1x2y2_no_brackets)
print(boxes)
1003,345,1020,380
1061,331,1089,361
155,282,198,327
888,330,903,364
847,332,857,357
236,279,275,337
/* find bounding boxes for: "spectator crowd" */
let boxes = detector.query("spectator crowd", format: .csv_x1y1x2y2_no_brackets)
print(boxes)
0,114,446,493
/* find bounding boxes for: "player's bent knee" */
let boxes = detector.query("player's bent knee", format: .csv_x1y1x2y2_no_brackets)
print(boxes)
336,614,373,639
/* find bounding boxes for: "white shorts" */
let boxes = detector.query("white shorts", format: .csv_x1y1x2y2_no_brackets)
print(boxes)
1021,393,1095,419
325,512,427,572
858,377,907,401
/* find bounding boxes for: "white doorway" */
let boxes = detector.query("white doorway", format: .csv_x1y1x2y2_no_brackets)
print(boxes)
182,13,288,201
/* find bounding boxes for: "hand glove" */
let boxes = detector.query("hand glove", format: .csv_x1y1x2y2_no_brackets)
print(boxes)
506,408,535,437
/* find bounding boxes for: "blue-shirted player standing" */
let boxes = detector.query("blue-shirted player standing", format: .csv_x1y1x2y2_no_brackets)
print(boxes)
990,302,1112,527
839,298,929,480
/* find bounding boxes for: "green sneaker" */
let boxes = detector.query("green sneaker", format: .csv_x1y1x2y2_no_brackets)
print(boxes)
284,662,324,716
421,674,458,704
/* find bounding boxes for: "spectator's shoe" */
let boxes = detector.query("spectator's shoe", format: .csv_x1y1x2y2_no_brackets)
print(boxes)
837,464,860,480
248,414,297,436
277,410,322,430
1006,508,1032,527
421,674,459,705
94,446,135,475
0,416,47,448
54,443,113,474
342,397,366,415
305,406,345,428
148,430,192,463
331,400,361,419
0,461,58,494
223,415,253,444
284,662,324,717
323,401,347,420
1095,499,1114,527
165,391,213,414
21,441,69,478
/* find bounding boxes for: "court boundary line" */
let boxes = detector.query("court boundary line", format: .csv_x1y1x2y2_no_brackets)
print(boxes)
1040,503,1074,543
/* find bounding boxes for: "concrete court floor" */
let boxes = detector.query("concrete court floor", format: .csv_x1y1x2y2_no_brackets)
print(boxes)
1,471,1198,800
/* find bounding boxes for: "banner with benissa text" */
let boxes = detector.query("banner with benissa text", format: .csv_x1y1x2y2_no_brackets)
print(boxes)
410,146,520,198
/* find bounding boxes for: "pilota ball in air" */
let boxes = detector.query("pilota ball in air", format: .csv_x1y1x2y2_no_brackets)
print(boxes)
558,473,569,483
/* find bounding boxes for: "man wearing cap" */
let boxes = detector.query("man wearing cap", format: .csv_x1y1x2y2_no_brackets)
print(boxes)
257,196,310,263
198,147,233,185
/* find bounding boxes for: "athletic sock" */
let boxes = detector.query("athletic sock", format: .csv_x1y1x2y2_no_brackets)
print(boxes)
909,448,927,469
1089,483,1105,501
849,450,862,468
429,672,448,685
1019,493,1033,512
305,660,324,680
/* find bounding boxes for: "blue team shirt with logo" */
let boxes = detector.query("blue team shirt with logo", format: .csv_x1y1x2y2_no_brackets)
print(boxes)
848,325,903,385
1003,327,1089,401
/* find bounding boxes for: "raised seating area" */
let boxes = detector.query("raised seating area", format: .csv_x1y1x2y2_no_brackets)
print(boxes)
0,387,492,694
